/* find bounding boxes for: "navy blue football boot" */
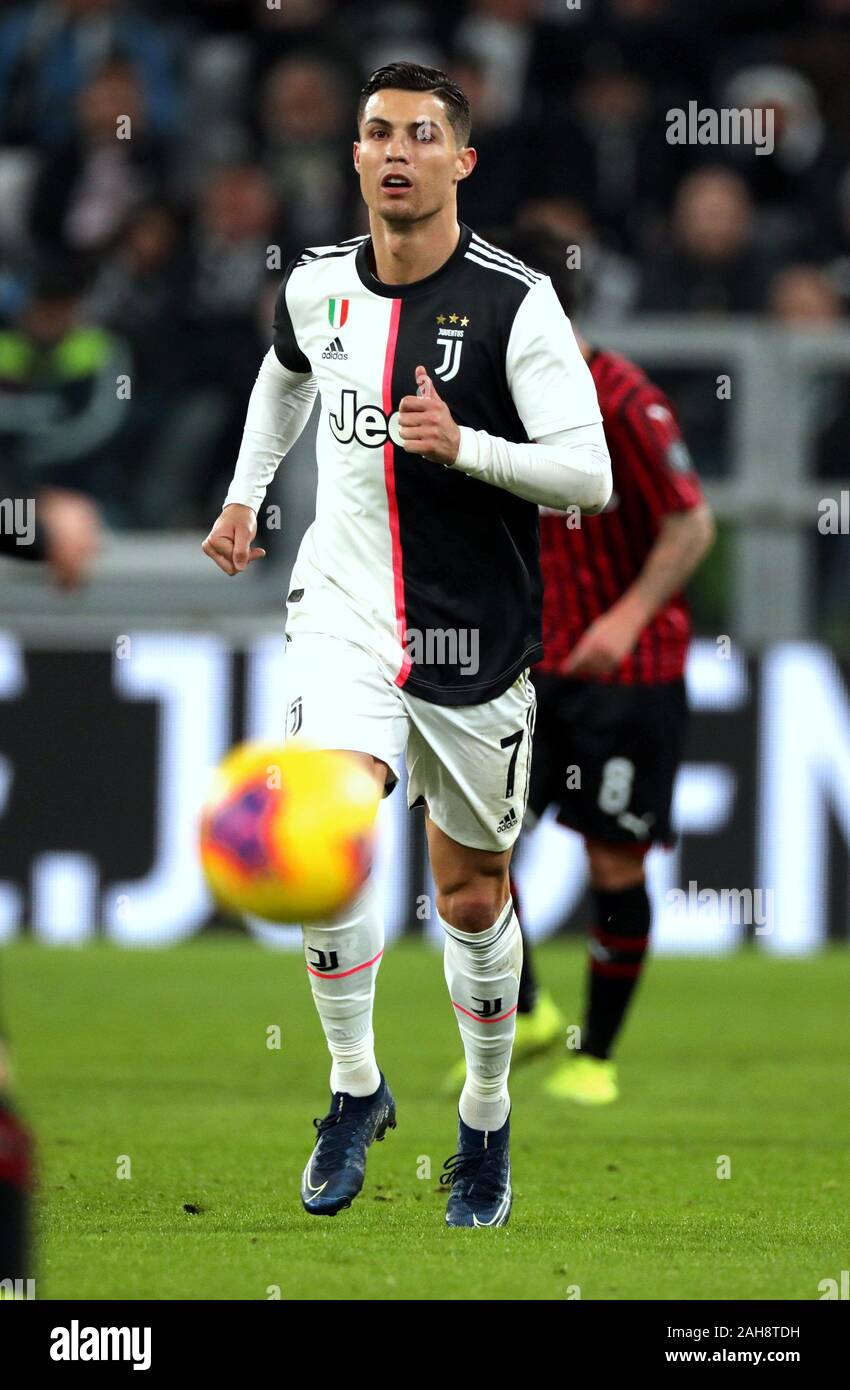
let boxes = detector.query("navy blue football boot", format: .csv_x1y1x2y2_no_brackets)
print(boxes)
440,1113,512,1227
300,1074,396,1216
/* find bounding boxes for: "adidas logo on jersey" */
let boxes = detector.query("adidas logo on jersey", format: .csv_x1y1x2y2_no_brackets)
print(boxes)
496,807,518,834
322,336,348,360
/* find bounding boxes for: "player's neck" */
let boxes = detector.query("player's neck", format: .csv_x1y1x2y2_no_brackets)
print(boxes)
368,209,461,286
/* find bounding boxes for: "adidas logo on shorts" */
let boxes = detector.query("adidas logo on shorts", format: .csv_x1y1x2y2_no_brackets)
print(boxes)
322,336,348,360
496,807,518,834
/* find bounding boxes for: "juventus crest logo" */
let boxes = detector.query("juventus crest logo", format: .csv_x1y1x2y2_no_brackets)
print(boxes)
287,697,303,736
434,314,468,383
307,947,339,972
470,996,503,1017
435,332,463,382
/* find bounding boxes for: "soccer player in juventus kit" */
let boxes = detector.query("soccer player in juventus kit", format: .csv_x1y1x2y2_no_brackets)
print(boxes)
203,63,611,1227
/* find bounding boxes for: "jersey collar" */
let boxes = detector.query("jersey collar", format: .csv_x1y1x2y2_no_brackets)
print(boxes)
355,223,472,298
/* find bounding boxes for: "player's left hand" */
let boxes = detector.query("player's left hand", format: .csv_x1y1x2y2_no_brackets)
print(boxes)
398,367,461,466
562,605,642,678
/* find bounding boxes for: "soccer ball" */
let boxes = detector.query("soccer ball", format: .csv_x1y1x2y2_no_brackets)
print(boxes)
200,741,381,922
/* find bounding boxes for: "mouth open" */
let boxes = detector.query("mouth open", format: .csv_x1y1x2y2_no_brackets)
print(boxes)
381,173,413,191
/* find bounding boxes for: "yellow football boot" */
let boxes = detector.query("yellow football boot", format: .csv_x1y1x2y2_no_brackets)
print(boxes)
543,1053,619,1105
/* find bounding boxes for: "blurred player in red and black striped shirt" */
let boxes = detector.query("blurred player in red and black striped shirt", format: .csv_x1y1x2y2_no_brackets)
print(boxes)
0,470,99,1289
539,348,705,687
445,227,715,1104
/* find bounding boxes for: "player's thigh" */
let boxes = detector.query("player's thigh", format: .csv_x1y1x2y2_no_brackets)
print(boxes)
556,678,688,847
424,811,512,896
404,669,536,853
282,632,407,791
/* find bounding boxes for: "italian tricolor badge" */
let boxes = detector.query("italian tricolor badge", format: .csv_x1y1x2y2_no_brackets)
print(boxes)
328,297,350,329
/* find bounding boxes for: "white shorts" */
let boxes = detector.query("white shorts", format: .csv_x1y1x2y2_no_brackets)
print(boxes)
281,632,536,852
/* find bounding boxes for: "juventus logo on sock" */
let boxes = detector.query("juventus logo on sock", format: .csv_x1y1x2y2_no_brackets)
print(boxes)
470,996,503,1017
307,946,339,972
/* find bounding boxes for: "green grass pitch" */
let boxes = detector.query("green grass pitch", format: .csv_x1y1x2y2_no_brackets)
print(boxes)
4,938,849,1301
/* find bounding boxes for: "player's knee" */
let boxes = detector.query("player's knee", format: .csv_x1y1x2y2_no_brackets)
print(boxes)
586,838,647,892
436,875,508,933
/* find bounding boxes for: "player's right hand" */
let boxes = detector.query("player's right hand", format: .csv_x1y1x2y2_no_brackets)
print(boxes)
202,503,266,576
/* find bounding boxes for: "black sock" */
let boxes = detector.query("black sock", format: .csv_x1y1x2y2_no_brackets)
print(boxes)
0,1099,33,1284
583,881,651,1060
511,878,538,1015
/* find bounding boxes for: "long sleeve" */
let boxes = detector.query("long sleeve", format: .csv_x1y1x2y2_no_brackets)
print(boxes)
223,348,317,513
445,274,611,512
451,420,612,513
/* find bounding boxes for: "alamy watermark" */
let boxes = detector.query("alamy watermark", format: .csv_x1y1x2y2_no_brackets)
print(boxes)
818,491,850,534
666,881,774,934
404,626,479,676
0,496,35,547
0,1277,35,1300
50,1321,151,1369
819,1270,849,1300
666,102,774,156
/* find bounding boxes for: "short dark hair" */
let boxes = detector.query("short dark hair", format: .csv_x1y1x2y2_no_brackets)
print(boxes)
357,61,471,145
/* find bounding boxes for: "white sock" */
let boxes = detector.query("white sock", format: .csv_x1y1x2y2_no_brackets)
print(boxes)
440,898,522,1132
302,877,383,1097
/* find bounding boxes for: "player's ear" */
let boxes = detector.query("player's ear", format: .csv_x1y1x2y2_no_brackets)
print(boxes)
353,140,361,172
455,146,477,182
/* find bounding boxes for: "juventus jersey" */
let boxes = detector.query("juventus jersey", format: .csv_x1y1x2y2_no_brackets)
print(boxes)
273,222,602,707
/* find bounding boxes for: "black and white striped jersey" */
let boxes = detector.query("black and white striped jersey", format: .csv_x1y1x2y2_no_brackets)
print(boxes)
272,222,602,707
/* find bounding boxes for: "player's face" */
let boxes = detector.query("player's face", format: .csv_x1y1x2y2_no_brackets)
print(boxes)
354,89,475,225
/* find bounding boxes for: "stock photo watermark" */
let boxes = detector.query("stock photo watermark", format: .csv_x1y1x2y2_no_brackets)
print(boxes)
403,626,479,675
0,497,35,547
666,881,774,934
818,491,850,534
666,102,775,156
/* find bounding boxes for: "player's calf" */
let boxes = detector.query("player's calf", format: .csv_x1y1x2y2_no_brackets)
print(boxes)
439,893,522,1132
298,877,393,1215
583,842,651,1062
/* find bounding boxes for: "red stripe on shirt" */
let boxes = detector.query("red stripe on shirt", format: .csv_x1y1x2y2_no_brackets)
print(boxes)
380,298,411,686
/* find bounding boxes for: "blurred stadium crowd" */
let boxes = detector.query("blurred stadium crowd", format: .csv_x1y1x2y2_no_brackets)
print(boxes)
1,0,850,527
